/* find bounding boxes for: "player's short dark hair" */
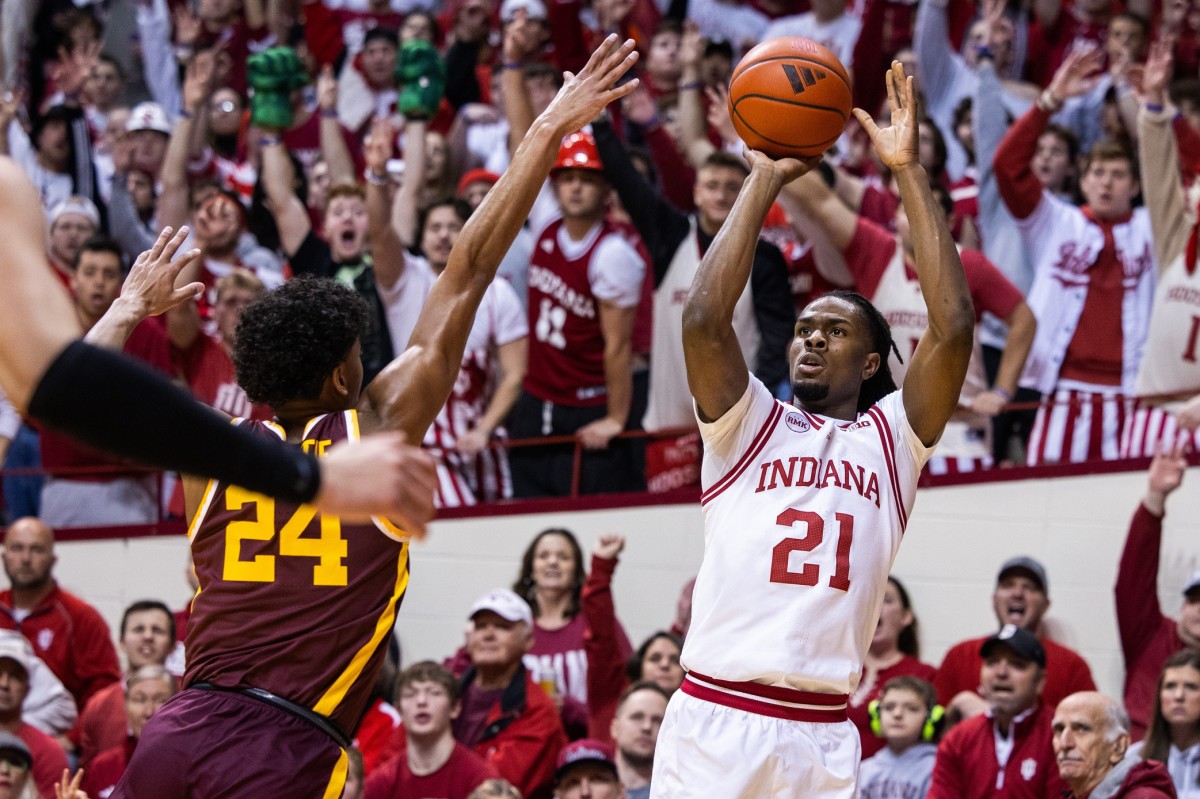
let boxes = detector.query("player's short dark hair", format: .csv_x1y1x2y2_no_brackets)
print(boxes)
1083,139,1138,177
815,290,901,413
699,151,750,178
880,675,937,713
514,528,586,619
73,236,124,271
120,599,176,641
616,679,672,711
396,660,460,705
626,631,683,683
234,275,368,408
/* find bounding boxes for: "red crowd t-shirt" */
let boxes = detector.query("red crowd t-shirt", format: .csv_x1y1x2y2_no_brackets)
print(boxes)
363,742,499,799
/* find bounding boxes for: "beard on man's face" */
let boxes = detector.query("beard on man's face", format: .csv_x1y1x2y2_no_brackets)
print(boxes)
792,380,830,404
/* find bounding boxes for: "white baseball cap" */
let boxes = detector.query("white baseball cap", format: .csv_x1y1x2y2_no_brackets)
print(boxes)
127,102,172,135
468,588,533,626
0,635,32,678
500,0,547,23
48,195,101,229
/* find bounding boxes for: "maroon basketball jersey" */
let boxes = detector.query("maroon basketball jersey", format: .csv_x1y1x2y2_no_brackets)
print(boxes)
184,410,409,734
524,218,612,407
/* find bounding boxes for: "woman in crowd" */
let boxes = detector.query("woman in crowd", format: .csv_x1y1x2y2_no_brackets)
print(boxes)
848,576,938,758
514,528,632,717
1136,649,1200,798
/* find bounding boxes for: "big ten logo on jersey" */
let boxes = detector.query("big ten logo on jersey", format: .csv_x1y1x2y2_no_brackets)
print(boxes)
222,485,349,588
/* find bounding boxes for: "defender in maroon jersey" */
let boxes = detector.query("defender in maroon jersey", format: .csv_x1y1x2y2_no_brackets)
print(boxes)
104,37,643,799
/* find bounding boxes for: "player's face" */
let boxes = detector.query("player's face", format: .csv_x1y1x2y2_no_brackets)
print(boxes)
1079,158,1138,219
1052,695,1126,787
48,213,98,266
693,166,746,232
610,689,666,764
872,581,914,651
877,688,928,749
553,169,609,221
1032,132,1073,192
125,675,174,737
1,521,55,591
532,533,577,594
324,195,369,262
1160,665,1200,727
790,296,878,410
991,574,1049,631
0,661,28,714
639,636,683,694
981,648,1043,717
467,612,531,669
71,251,124,320
1180,594,1200,643
420,205,465,272
398,679,457,737
122,609,174,669
555,763,622,799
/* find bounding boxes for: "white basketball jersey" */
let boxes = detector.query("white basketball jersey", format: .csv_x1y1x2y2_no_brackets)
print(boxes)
1134,253,1200,409
682,377,932,695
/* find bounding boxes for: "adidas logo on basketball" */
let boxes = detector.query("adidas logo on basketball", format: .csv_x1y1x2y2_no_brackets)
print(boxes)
781,64,828,95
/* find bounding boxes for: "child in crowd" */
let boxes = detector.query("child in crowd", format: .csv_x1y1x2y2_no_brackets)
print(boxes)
857,676,942,799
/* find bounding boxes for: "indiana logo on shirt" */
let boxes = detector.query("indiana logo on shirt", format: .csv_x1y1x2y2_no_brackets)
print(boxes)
784,412,811,433
37,629,53,651
1020,758,1038,781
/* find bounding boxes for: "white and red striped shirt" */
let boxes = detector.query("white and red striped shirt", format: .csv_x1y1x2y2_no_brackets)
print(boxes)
682,378,932,704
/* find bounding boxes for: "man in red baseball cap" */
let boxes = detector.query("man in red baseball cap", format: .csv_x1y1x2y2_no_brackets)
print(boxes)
555,739,625,799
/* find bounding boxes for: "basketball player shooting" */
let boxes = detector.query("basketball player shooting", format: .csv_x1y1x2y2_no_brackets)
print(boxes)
99,36,640,799
651,62,974,798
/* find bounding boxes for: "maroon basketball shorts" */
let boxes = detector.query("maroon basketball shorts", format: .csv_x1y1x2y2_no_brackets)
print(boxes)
109,687,348,798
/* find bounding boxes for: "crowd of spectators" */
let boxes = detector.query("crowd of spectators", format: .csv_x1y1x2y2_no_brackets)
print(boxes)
0,449,1192,797
0,0,1193,794
0,0,1196,517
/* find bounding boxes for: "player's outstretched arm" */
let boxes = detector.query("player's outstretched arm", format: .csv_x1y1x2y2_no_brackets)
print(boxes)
683,150,819,422
361,35,641,443
854,63,974,446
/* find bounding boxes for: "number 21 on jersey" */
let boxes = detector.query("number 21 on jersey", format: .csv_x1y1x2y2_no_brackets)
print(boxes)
770,508,854,591
222,486,349,586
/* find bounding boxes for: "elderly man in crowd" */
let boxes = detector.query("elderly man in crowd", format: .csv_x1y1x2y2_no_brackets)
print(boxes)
1053,692,1175,798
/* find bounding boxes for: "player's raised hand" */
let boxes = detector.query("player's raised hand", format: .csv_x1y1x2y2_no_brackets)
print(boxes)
742,147,821,185
119,226,205,318
594,533,625,560
314,432,437,537
853,61,919,171
540,35,640,136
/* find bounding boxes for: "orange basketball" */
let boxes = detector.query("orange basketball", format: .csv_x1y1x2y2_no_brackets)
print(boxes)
727,37,853,159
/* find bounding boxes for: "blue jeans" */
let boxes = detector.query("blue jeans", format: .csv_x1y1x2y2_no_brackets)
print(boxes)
3,424,43,522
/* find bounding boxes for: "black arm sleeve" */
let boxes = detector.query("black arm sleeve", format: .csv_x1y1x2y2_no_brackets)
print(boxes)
749,240,796,390
592,115,691,286
444,39,483,110
27,342,320,503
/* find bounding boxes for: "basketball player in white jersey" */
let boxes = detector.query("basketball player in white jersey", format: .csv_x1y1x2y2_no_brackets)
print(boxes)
651,63,975,798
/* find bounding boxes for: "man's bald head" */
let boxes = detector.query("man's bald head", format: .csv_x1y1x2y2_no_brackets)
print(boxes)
1052,691,1130,796
2,518,57,591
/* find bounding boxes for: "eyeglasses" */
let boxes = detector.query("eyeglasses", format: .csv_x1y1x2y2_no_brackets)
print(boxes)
211,100,237,114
